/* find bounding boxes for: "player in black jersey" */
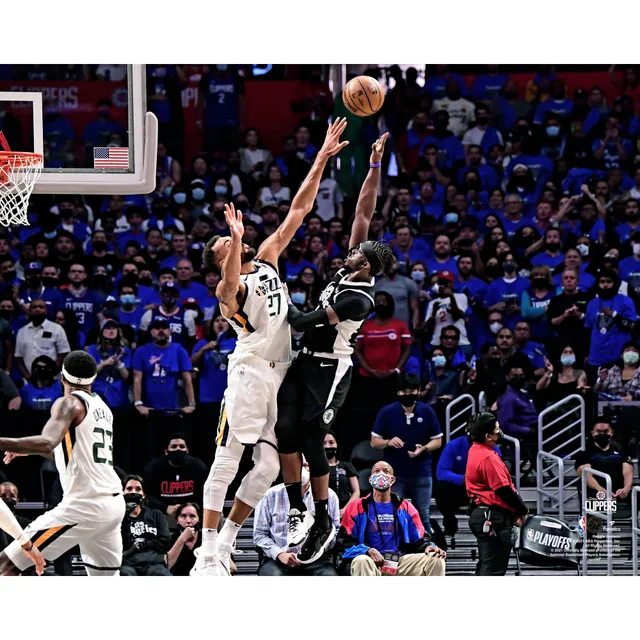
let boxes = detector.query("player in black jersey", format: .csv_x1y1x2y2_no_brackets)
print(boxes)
275,133,395,564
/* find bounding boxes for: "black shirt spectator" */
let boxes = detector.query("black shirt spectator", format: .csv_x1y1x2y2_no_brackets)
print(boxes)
143,434,208,517
324,431,359,514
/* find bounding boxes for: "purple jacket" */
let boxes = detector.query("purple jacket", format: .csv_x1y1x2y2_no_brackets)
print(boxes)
497,385,537,437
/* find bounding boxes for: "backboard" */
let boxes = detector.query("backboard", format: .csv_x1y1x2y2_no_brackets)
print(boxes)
0,64,157,194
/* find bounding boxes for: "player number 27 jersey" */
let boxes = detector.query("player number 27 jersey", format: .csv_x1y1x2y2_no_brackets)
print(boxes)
226,259,291,363
53,390,123,500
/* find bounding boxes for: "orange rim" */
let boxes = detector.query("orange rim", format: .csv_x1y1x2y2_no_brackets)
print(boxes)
0,151,42,164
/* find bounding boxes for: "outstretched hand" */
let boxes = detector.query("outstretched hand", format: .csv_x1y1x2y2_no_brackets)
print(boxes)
371,132,389,164
224,203,244,242
319,117,349,158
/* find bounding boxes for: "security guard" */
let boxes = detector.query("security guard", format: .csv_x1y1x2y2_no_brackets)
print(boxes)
465,412,528,575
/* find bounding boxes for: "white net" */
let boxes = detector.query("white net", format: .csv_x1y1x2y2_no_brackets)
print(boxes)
0,152,43,227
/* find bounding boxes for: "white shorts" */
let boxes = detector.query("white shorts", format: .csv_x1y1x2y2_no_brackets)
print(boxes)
216,354,289,449
5,493,125,574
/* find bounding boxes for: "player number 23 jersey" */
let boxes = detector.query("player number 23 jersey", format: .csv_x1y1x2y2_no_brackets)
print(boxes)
226,259,291,363
54,390,122,500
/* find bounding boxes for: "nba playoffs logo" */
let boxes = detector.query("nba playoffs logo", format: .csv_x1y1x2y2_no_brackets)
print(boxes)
323,409,334,424
585,491,617,512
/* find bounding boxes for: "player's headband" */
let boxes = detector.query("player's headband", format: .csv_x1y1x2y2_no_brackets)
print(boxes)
359,241,383,276
62,366,96,386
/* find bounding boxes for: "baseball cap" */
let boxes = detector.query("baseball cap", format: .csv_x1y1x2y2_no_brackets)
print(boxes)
150,317,170,329
513,163,528,172
161,281,178,293
261,203,278,212
182,297,200,308
25,262,42,272
437,270,455,284
100,318,119,330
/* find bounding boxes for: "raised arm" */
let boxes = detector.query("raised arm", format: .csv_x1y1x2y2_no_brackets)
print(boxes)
215,204,247,319
257,118,349,265
0,394,85,455
349,133,389,248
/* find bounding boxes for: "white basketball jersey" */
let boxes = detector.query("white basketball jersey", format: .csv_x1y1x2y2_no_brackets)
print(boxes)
53,390,122,500
225,259,291,363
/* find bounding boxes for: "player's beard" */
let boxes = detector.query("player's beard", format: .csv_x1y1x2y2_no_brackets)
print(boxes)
241,247,257,263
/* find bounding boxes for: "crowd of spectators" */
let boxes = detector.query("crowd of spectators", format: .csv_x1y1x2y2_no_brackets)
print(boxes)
2,63,640,574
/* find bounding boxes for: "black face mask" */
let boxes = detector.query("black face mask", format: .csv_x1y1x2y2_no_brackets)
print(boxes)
486,265,503,279
503,261,516,275
375,304,392,319
92,240,107,252
25,276,41,289
42,277,58,288
2,270,16,283
32,366,54,381
597,285,616,300
325,447,337,459
594,433,611,448
509,376,526,390
93,274,108,287
1,497,16,512
0,310,12,321
466,180,481,191
399,393,419,407
546,242,560,252
60,208,74,219
214,210,226,222
125,492,143,513
532,278,548,289
167,450,187,466
154,207,168,218
138,278,153,289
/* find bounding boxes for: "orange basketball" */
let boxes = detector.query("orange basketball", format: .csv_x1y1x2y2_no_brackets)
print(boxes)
342,76,385,117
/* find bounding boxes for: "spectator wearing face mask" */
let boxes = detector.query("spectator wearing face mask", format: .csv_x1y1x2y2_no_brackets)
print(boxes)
375,259,420,330
425,270,470,352
484,257,529,329
19,355,61,415
253,461,339,576
575,419,634,513
121,475,172,576
324,431,359,517
520,266,556,345
338,460,446,576
143,434,208,519
355,292,412,409
585,269,638,378
17,261,63,320
371,374,443,534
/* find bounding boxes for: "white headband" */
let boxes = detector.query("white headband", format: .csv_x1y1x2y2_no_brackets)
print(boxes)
62,365,96,386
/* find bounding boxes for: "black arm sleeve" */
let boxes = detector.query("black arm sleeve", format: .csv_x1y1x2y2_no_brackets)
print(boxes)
287,293,371,331
613,313,636,332
495,486,529,516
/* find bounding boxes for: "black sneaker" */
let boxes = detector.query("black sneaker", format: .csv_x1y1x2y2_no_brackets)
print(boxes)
296,521,335,565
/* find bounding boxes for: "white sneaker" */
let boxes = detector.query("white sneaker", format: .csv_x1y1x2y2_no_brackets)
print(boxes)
287,508,315,547
217,542,233,576
190,548,221,577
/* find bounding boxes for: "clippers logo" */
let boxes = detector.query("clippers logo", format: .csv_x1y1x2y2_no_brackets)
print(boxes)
585,491,617,512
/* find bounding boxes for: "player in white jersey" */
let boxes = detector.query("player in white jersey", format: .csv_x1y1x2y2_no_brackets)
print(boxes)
191,119,349,576
0,351,125,576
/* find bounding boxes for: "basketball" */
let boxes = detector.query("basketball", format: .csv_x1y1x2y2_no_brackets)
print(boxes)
342,76,385,117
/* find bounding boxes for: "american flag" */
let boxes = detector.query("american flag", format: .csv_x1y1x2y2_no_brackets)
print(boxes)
93,147,129,168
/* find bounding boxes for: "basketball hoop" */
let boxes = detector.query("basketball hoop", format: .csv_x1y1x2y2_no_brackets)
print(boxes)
0,131,42,227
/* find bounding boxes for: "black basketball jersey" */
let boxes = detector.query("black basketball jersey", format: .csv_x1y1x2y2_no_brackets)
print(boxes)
301,268,375,357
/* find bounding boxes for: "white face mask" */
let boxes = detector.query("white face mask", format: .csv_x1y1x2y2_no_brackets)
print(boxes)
633,244,640,256
301,466,310,486
489,322,503,334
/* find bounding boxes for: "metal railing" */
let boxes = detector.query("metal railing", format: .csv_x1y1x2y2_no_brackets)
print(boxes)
536,394,585,517
478,391,487,412
445,394,476,441
502,433,521,492
581,468,613,576
633,487,640,577
536,451,565,520
597,400,640,416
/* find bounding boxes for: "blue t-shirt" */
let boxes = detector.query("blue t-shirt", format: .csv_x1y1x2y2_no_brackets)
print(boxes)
499,215,530,240
366,501,399,553
585,294,639,366
20,381,63,412
372,401,443,477
132,342,193,410
200,71,240,126
393,242,432,267
591,138,633,169
533,98,574,124
484,277,530,328
177,281,208,305
531,251,565,270
87,345,133,408
518,341,547,371
471,74,509,100
283,259,316,283
619,257,640,295
116,229,148,253
426,256,459,277
193,336,237,403
614,222,640,246
62,288,100,333
419,134,465,170
19,287,64,319
409,200,444,222
119,306,146,340
506,154,554,186
423,73,469,99
457,164,500,191
83,118,126,148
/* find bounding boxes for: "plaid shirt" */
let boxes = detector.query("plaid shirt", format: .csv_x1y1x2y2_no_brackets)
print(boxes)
253,484,340,561
600,365,640,399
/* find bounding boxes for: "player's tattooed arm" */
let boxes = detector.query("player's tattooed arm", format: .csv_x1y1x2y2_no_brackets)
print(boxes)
257,118,349,265
216,204,246,318
0,395,84,456
350,133,389,248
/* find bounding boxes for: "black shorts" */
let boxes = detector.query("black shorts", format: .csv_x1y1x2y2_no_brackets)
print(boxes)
277,353,352,433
